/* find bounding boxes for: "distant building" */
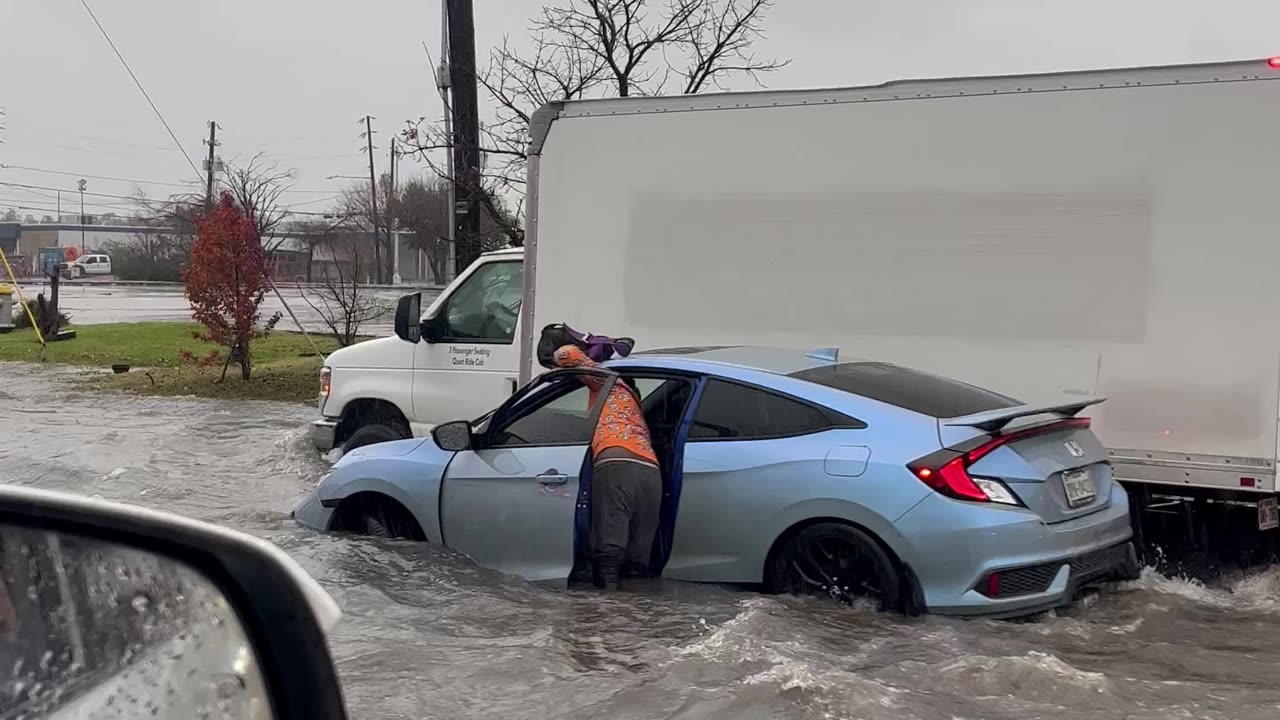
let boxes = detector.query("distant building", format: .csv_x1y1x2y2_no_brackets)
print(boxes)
0,222,19,261
2,221,172,276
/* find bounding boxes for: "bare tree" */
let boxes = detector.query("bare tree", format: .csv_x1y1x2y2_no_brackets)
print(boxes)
395,178,451,283
299,230,390,347
392,177,513,283
221,153,295,251
337,178,395,283
401,0,787,249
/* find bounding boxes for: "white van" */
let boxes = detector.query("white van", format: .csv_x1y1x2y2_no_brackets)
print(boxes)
311,248,524,451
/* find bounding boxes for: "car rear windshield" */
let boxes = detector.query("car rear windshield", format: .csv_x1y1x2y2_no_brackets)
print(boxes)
789,362,1020,418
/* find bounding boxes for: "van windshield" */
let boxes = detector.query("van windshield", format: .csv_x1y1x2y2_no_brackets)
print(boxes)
789,362,1019,418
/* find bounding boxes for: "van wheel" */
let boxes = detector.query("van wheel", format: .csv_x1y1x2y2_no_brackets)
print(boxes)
343,422,409,452
766,523,903,612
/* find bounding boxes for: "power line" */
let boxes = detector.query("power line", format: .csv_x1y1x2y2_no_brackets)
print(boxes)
1,185,60,201
0,201,138,216
18,127,182,153
0,200,137,218
0,163,346,194
0,180,149,202
79,0,203,182
281,194,342,208
0,163,195,189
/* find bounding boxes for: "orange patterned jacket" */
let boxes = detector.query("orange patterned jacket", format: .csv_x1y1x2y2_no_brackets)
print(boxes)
552,345,658,465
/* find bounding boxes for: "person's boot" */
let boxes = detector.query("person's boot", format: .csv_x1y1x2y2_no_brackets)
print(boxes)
597,561,621,591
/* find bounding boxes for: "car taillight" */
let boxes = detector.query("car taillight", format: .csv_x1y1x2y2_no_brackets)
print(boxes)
319,367,331,397
907,417,1092,504
909,453,990,502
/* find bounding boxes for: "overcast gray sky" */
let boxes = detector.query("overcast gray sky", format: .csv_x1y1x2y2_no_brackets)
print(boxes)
2,0,1278,219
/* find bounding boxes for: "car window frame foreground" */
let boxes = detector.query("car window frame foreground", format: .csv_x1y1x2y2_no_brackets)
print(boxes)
0,484,348,720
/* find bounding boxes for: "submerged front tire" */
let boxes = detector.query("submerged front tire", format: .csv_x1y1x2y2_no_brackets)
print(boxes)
342,422,409,452
766,523,904,612
361,512,393,538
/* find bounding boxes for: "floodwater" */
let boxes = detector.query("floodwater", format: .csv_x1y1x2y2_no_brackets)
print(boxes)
12,282,440,337
4,362,1280,720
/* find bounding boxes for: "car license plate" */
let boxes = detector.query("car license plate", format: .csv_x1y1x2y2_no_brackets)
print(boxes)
1061,469,1096,508
1260,497,1279,531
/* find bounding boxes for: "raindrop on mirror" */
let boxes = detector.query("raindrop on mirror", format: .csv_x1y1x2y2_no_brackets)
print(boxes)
0,525,273,719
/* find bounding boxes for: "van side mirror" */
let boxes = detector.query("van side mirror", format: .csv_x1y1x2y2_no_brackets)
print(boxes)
394,293,421,343
432,420,474,452
420,313,443,344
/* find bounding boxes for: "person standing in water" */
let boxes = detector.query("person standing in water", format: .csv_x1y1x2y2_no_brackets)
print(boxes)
549,341,661,591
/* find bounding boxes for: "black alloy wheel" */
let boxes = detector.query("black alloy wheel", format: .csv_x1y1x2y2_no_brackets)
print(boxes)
768,523,903,612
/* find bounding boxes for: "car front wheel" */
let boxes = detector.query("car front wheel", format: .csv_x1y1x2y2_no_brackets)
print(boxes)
342,421,409,453
766,523,904,612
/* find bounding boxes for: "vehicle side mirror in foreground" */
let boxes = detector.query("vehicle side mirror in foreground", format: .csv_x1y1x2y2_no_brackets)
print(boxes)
394,293,422,343
0,485,347,720
432,420,474,452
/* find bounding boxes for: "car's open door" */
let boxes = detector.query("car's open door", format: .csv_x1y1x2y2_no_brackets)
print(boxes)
438,368,618,582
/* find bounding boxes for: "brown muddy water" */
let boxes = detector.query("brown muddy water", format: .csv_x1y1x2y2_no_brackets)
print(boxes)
3,362,1280,720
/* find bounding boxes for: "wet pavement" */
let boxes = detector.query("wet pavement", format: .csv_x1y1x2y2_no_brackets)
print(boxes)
12,282,440,337
3,362,1280,720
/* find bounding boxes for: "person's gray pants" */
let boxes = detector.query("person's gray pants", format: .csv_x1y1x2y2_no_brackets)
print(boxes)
591,458,662,589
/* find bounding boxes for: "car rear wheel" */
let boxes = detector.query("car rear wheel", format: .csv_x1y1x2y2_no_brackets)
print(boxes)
342,422,409,452
767,523,904,612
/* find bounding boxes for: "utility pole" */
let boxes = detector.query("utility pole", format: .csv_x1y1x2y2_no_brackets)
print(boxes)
389,137,401,284
77,179,86,251
447,0,481,276
431,11,457,283
203,121,219,211
360,115,382,283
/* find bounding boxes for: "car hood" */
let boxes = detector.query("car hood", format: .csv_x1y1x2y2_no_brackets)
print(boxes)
326,335,414,370
333,436,432,467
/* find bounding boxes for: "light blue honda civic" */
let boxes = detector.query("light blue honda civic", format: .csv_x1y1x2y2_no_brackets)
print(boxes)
292,346,1138,617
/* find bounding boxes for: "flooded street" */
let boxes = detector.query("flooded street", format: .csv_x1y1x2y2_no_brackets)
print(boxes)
4,362,1280,720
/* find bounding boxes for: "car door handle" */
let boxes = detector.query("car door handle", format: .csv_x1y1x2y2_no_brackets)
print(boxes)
536,470,569,486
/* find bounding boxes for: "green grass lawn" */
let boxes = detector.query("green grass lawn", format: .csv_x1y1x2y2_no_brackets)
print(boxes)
0,322,341,403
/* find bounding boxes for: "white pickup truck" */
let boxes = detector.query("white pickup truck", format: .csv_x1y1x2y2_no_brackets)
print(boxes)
313,57,1280,560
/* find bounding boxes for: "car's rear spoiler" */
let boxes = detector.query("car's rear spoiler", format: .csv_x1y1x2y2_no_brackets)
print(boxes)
942,397,1106,434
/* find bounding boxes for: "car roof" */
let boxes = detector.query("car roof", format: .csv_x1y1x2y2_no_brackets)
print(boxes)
614,345,853,375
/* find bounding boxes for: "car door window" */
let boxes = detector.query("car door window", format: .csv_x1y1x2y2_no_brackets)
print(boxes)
689,379,832,440
441,260,524,343
490,382,593,447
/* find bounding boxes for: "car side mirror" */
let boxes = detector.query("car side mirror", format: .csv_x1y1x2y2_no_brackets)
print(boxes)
0,485,348,720
394,293,422,343
432,420,474,452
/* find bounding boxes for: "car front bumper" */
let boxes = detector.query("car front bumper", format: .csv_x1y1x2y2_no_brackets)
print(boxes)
311,419,338,452
894,482,1137,617
291,491,334,532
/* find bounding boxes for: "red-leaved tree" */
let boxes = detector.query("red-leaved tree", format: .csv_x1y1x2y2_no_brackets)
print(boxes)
182,193,269,381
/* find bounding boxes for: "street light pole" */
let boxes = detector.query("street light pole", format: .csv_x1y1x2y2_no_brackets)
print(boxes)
77,179,86,251
390,137,401,285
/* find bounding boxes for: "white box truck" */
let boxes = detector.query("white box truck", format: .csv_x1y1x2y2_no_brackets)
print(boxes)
315,57,1280,559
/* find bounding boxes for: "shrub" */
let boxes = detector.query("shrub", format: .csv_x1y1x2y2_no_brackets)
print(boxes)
11,299,70,330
